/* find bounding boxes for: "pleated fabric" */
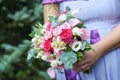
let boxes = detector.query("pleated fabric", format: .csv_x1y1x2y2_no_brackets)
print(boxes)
43,0,120,80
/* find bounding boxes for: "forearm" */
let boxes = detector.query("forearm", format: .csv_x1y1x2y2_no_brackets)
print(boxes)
93,24,120,57
43,3,59,23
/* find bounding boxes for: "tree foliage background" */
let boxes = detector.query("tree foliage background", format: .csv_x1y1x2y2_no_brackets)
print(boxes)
0,0,50,80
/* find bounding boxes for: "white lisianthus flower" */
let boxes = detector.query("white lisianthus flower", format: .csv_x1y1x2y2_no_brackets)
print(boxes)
81,41,87,50
72,41,82,52
72,27,81,36
41,55,47,61
58,14,67,23
50,59,58,68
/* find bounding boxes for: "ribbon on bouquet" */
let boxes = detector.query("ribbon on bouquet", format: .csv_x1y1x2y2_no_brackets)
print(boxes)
65,69,82,80
65,29,100,80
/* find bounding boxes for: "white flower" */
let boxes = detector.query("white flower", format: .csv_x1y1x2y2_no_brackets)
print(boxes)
70,9,81,16
47,67,55,79
50,59,58,67
72,27,81,36
58,14,67,23
41,55,47,61
71,41,82,52
36,51,44,58
58,60,63,65
81,41,86,50
31,34,38,43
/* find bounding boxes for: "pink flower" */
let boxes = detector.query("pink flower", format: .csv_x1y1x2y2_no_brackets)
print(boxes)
68,18,82,27
60,22,71,29
53,27,62,37
44,51,51,57
60,29,73,44
80,28,89,40
53,48,63,58
56,50,63,58
44,31,52,40
43,39,53,52
33,43,39,48
57,10,68,16
45,22,51,31
53,22,71,37
47,67,56,79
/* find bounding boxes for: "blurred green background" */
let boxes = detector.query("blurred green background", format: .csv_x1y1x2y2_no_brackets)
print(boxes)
0,0,50,80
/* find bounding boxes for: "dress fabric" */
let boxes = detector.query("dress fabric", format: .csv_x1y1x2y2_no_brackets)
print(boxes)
55,0,120,80
42,0,73,4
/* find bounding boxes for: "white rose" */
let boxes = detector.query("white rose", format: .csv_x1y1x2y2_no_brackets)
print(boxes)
58,14,66,23
72,41,82,52
72,27,81,36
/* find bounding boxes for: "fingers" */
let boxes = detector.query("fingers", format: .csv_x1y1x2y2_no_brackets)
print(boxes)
73,63,90,72
80,64,91,71
74,60,88,67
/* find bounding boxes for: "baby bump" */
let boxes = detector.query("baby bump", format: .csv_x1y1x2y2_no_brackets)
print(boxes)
59,0,120,21
84,19,120,43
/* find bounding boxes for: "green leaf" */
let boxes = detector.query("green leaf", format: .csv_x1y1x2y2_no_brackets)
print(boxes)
27,49,35,60
60,51,77,69
66,6,71,11
66,12,74,21
29,31,35,37
85,42,92,51
77,51,83,61
49,16,59,27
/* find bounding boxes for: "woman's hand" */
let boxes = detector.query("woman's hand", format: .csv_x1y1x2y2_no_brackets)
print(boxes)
73,45,102,72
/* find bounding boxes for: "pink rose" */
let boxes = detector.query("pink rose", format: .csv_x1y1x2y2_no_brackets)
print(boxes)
43,39,53,52
60,29,73,44
44,31,52,40
80,28,89,40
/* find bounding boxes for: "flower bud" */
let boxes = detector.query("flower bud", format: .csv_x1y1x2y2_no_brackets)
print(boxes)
58,14,66,23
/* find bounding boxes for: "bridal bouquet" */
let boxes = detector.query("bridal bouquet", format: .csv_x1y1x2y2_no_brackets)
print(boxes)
27,7,92,69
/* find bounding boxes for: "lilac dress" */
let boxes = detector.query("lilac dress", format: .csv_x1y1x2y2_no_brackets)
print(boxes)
42,0,120,80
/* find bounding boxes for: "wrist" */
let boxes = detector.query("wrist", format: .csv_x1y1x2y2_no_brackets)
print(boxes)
91,43,104,59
